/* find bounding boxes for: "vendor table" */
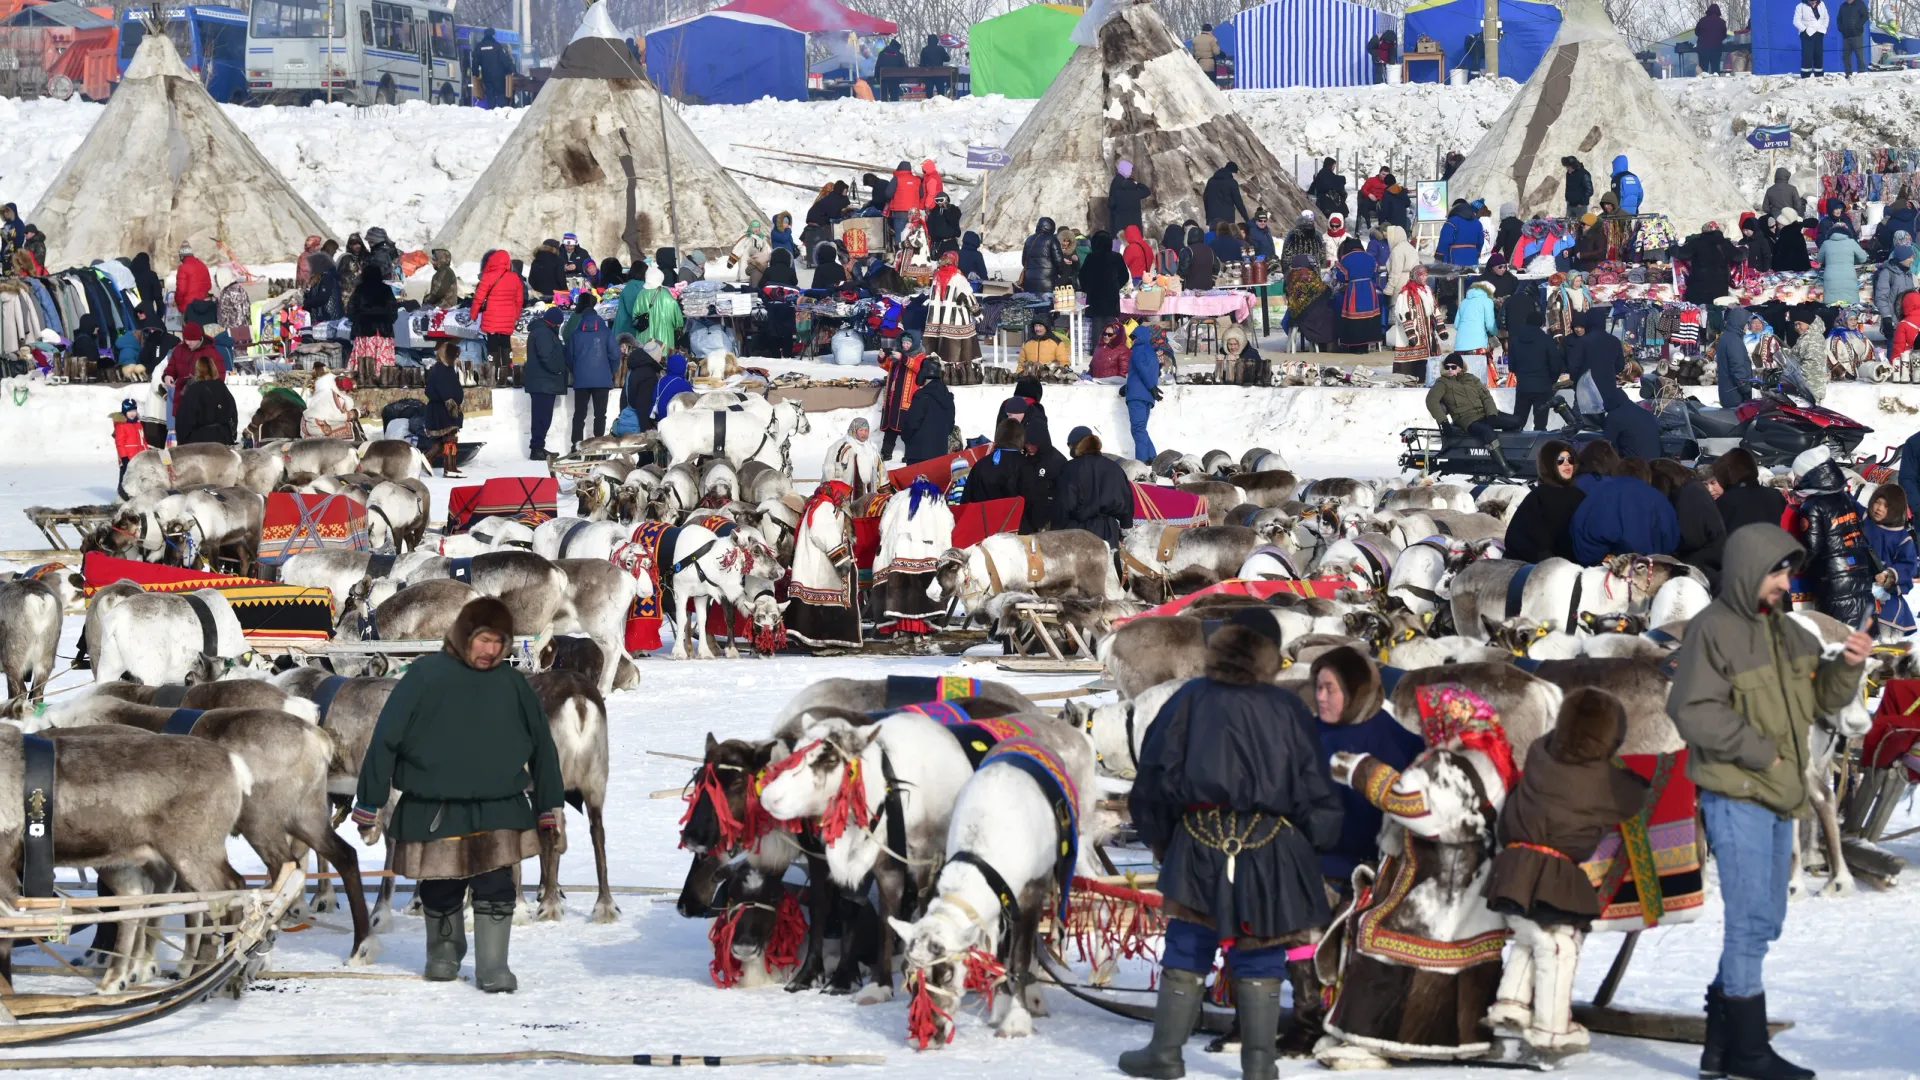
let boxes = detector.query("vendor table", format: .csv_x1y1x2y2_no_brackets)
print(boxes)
1120,291,1257,320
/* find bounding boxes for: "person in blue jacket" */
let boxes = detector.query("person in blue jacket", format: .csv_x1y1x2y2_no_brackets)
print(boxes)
565,306,615,446
1864,483,1917,634
1453,280,1498,351
1570,453,1679,564
649,352,693,422
1124,325,1161,463
1434,201,1485,266
1610,156,1643,215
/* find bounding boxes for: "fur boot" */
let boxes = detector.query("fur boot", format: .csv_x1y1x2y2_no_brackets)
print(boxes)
1276,959,1325,1055
1486,937,1536,1035
1523,922,1587,1052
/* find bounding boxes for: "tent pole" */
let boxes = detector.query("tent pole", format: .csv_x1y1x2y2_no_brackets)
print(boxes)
1483,0,1499,77
657,86,682,253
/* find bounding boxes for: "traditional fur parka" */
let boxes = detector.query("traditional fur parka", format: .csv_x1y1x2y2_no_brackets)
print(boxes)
1131,619,1343,944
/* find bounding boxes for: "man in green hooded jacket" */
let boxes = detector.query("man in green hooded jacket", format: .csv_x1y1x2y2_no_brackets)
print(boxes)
1667,523,1868,1080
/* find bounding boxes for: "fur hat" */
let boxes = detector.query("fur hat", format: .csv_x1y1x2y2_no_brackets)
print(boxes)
444,597,516,664
1870,482,1908,524
1308,645,1383,724
1550,687,1626,764
1535,439,1577,488
1205,611,1283,686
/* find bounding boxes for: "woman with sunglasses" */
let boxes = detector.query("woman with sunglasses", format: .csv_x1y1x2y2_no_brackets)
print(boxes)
1504,439,1585,564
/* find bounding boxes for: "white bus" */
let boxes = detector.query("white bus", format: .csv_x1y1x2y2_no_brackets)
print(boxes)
245,0,464,105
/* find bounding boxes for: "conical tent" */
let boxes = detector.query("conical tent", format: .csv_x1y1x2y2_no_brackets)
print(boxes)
1444,0,1741,232
30,27,332,270
962,0,1309,250
433,2,762,261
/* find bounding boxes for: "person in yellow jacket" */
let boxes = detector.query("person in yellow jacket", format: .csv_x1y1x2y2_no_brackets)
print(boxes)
1017,318,1070,374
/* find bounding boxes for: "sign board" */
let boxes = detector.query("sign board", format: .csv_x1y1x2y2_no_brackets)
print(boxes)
967,145,1011,171
1415,180,1448,223
1746,125,1791,151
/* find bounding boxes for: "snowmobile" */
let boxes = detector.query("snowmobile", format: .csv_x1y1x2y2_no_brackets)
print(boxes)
1680,391,1871,467
1398,414,1699,482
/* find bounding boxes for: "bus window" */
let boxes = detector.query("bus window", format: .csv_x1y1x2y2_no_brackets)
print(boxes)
118,19,144,59
203,21,246,66
251,0,346,38
429,11,454,59
359,9,372,44
372,2,417,51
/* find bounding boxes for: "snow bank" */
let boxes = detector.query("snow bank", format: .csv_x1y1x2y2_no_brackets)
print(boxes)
13,379,1920,478
1,72,1913,253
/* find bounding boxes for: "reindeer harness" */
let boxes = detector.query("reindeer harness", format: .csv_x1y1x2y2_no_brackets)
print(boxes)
20,733,55,898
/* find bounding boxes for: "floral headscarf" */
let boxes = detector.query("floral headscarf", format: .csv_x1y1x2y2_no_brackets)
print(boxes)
1414,683,1518,791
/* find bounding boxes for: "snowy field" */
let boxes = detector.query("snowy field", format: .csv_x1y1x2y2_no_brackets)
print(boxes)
1,71,1919,253
3,384,1920,1077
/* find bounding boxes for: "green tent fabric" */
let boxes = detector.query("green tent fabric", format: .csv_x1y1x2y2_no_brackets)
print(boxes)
970,4,1084,99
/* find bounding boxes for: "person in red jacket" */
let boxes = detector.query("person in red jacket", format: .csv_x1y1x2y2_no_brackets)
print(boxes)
173,243,212,314
111,398,146,479
470,249,525,369
1894,290,1920,361
886,161,922,249
919,158,943,210
1357,167,1389,228
162,323,224,413
1122,225,1154,281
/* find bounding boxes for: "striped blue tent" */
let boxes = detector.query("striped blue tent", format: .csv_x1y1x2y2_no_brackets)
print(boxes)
1225,0,1390,89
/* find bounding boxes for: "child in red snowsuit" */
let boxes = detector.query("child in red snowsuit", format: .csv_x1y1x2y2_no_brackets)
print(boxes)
112,398,145,479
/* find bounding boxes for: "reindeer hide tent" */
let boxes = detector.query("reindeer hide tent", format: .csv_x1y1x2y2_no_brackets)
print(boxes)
29,28,334,270
432,0,763,261
961,0,1310,250
1442,0,1742,232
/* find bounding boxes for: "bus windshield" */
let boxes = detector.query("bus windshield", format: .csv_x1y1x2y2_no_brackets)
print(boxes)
119,19,197,61
250,0,344,38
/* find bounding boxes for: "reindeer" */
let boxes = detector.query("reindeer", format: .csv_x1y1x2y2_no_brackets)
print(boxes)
930,530,1126,620
0,577,61,708
1098,616,1208,700
356,439,432,482
758,708,1001,1004
612,523,757,661
524,671,618,923
365,480,430,554
94,589,250,685
0,729,254,991
119,443,243,499
282,436,358,479
1067,677,1189,779
889,719,1105,1041
15,694,375,965
658,399,810,471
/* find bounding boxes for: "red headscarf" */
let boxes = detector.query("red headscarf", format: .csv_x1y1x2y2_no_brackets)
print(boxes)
932,249,962,290
802,479,853,531
1414,683,1519,792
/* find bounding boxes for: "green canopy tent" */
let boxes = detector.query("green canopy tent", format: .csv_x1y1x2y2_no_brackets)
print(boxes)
969,3,1084,98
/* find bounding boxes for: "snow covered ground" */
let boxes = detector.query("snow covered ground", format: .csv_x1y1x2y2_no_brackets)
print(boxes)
3,381,1920,1076
1,70,1917,253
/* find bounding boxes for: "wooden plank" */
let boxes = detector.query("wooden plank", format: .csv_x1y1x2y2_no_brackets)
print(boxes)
1574,1005,1792,1044
992,658,1103,674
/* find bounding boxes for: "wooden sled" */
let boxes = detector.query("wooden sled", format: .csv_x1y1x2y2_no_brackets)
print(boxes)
0,866,304,1045
11,506,114,560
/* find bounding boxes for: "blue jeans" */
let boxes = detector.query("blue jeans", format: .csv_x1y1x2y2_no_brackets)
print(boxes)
1162,918,1288,979
1700,790,1792,997
1127,398,1156,462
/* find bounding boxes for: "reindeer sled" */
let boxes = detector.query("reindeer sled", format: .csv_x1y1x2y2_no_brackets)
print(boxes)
446,477,559,534
0,866,305,1046
80,552,336,662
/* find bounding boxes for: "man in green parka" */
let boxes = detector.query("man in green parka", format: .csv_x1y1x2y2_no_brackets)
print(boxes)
353,597,564,992
1668,523,1868,1080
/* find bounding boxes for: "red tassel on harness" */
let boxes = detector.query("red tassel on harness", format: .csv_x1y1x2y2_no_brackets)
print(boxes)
764,889,808,973
752,620,787,655
962,948,1007,1013
708,907,745,989
905,971,954,1050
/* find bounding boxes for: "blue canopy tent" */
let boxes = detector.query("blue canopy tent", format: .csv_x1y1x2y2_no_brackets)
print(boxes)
645,11,807,104
1404,0,1561,81
1748,0,1911,73
1225,0,1390,87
